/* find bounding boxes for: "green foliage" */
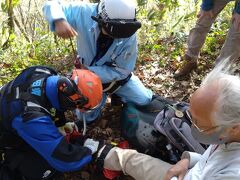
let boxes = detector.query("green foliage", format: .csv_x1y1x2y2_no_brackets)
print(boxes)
0,29,72,86
137,0,198,66
202,1,233,57
1,0,20,12
137,0,234,68
0,0,235,86
0,0,73,86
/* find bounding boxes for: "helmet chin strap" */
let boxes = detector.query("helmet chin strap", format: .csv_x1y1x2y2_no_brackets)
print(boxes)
75,109,87,136
82,113,87,136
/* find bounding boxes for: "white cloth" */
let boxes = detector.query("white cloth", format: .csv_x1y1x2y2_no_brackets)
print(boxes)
183,143,240,180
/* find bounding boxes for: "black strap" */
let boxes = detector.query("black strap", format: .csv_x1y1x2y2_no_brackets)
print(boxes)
96,144,114,172
103,73,132,94
0,84,8,122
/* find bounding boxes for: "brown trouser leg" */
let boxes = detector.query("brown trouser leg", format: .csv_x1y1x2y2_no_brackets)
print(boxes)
104,147,172,180
186,0,230,59
215,17,240,64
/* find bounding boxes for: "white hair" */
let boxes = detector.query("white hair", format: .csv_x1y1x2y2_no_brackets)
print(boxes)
201,58,240,126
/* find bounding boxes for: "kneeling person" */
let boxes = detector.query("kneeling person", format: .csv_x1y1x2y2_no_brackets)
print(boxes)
0,66,102,179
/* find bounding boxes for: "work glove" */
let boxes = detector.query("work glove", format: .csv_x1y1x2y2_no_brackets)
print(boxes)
84,138,99,154
58,122,78,136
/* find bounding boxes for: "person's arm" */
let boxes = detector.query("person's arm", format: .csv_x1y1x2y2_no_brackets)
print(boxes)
43,0,87,37
207,162,240,180
12,114,93,172
209,174,240,180
43,0,69,31
201,0,214,11
163,151,202,180
88,35,138,83
181,151,202,168
163,159,189,180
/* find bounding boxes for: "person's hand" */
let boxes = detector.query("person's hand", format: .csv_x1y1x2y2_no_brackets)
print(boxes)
84,138,100,154
79,63,88,69
197,9,214,21
74,56,88,69
54,19,78,39
232,12,240,32
163,159,189,180
58,122,78,136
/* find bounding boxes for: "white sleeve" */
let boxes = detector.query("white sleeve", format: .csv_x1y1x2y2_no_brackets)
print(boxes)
181,151,202,168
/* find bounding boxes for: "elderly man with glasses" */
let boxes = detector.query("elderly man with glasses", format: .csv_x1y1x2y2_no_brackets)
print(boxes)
96,61,240,180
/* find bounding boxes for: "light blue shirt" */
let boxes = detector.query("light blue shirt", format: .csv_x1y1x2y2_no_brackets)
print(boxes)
43,1,138,84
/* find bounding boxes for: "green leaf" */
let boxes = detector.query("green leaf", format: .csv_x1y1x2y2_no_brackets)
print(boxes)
147,9,157,20
184,11,196,21
1,2,7,12
172,15,184,29
12,0,21,7
137,0,147,7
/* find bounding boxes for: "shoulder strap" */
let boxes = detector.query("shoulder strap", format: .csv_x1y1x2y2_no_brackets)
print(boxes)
96,144,114,172
23,102,67,127
12,66,57,88
5,66,57,102
25,101,51,115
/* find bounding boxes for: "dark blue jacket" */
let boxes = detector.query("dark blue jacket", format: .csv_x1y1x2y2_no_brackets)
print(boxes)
1,75,92,172
201,0,240,14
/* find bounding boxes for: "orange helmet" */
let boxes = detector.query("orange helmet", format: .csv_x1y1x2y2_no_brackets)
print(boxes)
71,69,103,110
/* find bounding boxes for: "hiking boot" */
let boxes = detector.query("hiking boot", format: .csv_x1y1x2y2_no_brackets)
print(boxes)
174,55,197,79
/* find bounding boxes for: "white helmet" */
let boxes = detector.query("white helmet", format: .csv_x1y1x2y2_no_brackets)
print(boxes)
98,0,136,20
91,0,141,38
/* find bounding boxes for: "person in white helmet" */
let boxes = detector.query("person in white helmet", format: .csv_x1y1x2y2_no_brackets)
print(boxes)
43,0,153,122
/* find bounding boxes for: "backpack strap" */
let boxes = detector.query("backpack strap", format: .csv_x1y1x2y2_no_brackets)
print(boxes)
169,118,205,154
25,101,51,115
96,144,114,172
154,102,206,154
1,66,58,132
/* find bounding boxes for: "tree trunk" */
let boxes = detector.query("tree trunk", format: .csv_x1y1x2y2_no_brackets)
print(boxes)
2,0,15,49
7,0,15,34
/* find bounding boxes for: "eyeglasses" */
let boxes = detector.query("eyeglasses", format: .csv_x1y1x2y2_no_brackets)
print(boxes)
186,110,221,133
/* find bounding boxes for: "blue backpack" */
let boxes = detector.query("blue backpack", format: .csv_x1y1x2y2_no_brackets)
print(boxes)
0,66,57,134
0,66,58,179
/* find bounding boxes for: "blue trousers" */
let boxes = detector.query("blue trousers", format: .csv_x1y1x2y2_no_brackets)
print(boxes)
78,74,153,122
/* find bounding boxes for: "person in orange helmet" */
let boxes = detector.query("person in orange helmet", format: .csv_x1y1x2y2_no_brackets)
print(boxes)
0,66,102,179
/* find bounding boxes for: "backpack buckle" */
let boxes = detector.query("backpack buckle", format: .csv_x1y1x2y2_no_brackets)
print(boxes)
0,150,5,162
